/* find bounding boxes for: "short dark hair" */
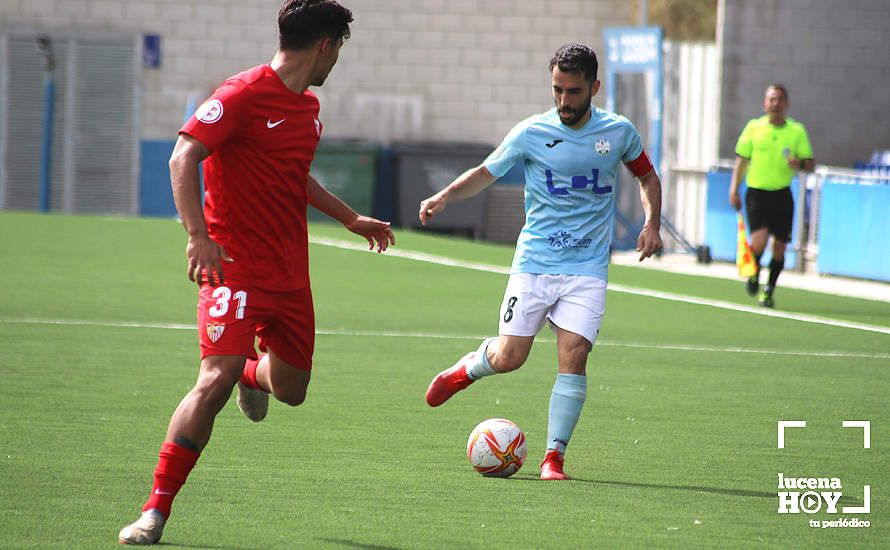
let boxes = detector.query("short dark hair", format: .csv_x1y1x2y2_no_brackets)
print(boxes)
767,83,788,101
278,0,353,51
550,43,598,83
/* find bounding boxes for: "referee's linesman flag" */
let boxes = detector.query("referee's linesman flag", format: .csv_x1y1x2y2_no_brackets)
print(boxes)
736,213,757,278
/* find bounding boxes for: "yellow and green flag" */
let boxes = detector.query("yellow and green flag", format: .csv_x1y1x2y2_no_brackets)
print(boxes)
736,213,757,278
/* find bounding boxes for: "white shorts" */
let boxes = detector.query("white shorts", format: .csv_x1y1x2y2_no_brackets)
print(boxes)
497,273,606,345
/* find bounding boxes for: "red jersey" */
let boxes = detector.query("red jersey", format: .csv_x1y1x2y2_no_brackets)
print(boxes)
180,64,323,291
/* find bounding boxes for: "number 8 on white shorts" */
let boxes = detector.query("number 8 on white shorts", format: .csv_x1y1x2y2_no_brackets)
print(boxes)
497,273,606,345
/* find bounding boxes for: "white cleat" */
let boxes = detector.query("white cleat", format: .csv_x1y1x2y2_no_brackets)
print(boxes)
237,382,269,422
118,509,165,545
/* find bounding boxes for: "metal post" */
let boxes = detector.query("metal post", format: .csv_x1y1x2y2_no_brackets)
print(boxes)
36,36,55,213
794,172,808,272
806,171,823,271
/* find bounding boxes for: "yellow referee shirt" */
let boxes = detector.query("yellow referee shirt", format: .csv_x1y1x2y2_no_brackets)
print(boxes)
734,116,813,190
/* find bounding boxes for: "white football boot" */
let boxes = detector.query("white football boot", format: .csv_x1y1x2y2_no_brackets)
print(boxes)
118,509,165,545
236,382,269,422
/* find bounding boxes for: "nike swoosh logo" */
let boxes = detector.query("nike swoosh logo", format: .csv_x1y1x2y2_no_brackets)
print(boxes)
266,118,285,128
545,139,563,148
154,489,172,495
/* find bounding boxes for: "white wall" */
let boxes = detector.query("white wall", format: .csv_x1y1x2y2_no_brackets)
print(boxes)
718,0,890,166
3,0,634,144
661,41,721,249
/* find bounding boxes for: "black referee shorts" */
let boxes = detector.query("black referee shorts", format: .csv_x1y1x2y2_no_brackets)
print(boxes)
745,187,793,243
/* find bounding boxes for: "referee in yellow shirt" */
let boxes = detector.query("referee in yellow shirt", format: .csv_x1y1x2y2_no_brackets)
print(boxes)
729,84,814,308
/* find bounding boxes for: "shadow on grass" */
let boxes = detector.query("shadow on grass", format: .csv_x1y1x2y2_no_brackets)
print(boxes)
509,473,773,498
320,539,402,550
507,474,865,505
153,538,404,550
155,543,256,550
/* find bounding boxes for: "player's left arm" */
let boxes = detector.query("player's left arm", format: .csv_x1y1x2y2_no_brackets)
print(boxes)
306,174,394,253
625,151,663,261
636,170,663,261
790,125,815,172
792,158,814,172
791,152,814,173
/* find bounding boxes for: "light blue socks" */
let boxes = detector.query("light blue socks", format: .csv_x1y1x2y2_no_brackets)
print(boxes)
465,337,497,380
547,373,587,454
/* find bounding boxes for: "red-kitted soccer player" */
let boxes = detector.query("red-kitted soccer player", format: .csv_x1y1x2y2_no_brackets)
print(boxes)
119,1,393,544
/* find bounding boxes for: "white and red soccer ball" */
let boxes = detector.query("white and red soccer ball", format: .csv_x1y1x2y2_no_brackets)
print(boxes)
466,418,527,477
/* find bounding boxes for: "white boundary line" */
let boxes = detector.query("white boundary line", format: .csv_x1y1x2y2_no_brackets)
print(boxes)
2,236,886,363
0,318,194,330
0,317,890,359
310,236,890,336
1,317,888,360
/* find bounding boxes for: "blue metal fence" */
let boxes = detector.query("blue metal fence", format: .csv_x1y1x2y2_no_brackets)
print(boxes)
817,179,890,282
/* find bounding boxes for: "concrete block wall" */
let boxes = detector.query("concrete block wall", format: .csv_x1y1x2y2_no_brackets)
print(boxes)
3,0,633,144
718,0,890,166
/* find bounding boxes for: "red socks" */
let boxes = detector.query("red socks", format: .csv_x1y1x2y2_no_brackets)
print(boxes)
142,441,200,519
142,357,268,518
239,355,264,390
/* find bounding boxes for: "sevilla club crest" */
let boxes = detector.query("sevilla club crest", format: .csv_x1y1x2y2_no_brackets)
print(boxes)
206,322,225,343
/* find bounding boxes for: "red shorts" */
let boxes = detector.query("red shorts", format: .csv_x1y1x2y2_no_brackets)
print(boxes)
196,281,315,371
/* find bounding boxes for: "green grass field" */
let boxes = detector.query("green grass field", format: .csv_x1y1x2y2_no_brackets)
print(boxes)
0,211,888,548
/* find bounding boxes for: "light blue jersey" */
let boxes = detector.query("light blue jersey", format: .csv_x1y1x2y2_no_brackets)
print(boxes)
484,106,646,281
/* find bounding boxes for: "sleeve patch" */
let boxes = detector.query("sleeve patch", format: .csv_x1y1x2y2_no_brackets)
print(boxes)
195,99,224,124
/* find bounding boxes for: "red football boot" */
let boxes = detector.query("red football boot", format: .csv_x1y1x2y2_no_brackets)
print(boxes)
425,352,476,407
540,449,569,480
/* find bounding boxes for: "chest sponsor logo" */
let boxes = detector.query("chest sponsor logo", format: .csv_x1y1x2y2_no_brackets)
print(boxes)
546,168,612,196
547,230,591,249
595,139,611,155
266,118,286,128
196,99,224,124
206,322,225,343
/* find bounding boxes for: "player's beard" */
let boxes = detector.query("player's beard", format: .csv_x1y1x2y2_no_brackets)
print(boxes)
557,94,592,127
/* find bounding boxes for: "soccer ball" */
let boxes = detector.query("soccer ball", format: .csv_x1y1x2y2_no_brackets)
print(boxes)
466,418,527,477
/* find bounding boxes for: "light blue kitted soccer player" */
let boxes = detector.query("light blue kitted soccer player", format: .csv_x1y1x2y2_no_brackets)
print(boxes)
420,43,663,480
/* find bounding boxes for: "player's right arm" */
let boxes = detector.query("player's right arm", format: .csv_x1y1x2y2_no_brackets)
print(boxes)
729,156,749,211
419,119,528,226
169,134,232,285
418,164,497,226
730,121,753,211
